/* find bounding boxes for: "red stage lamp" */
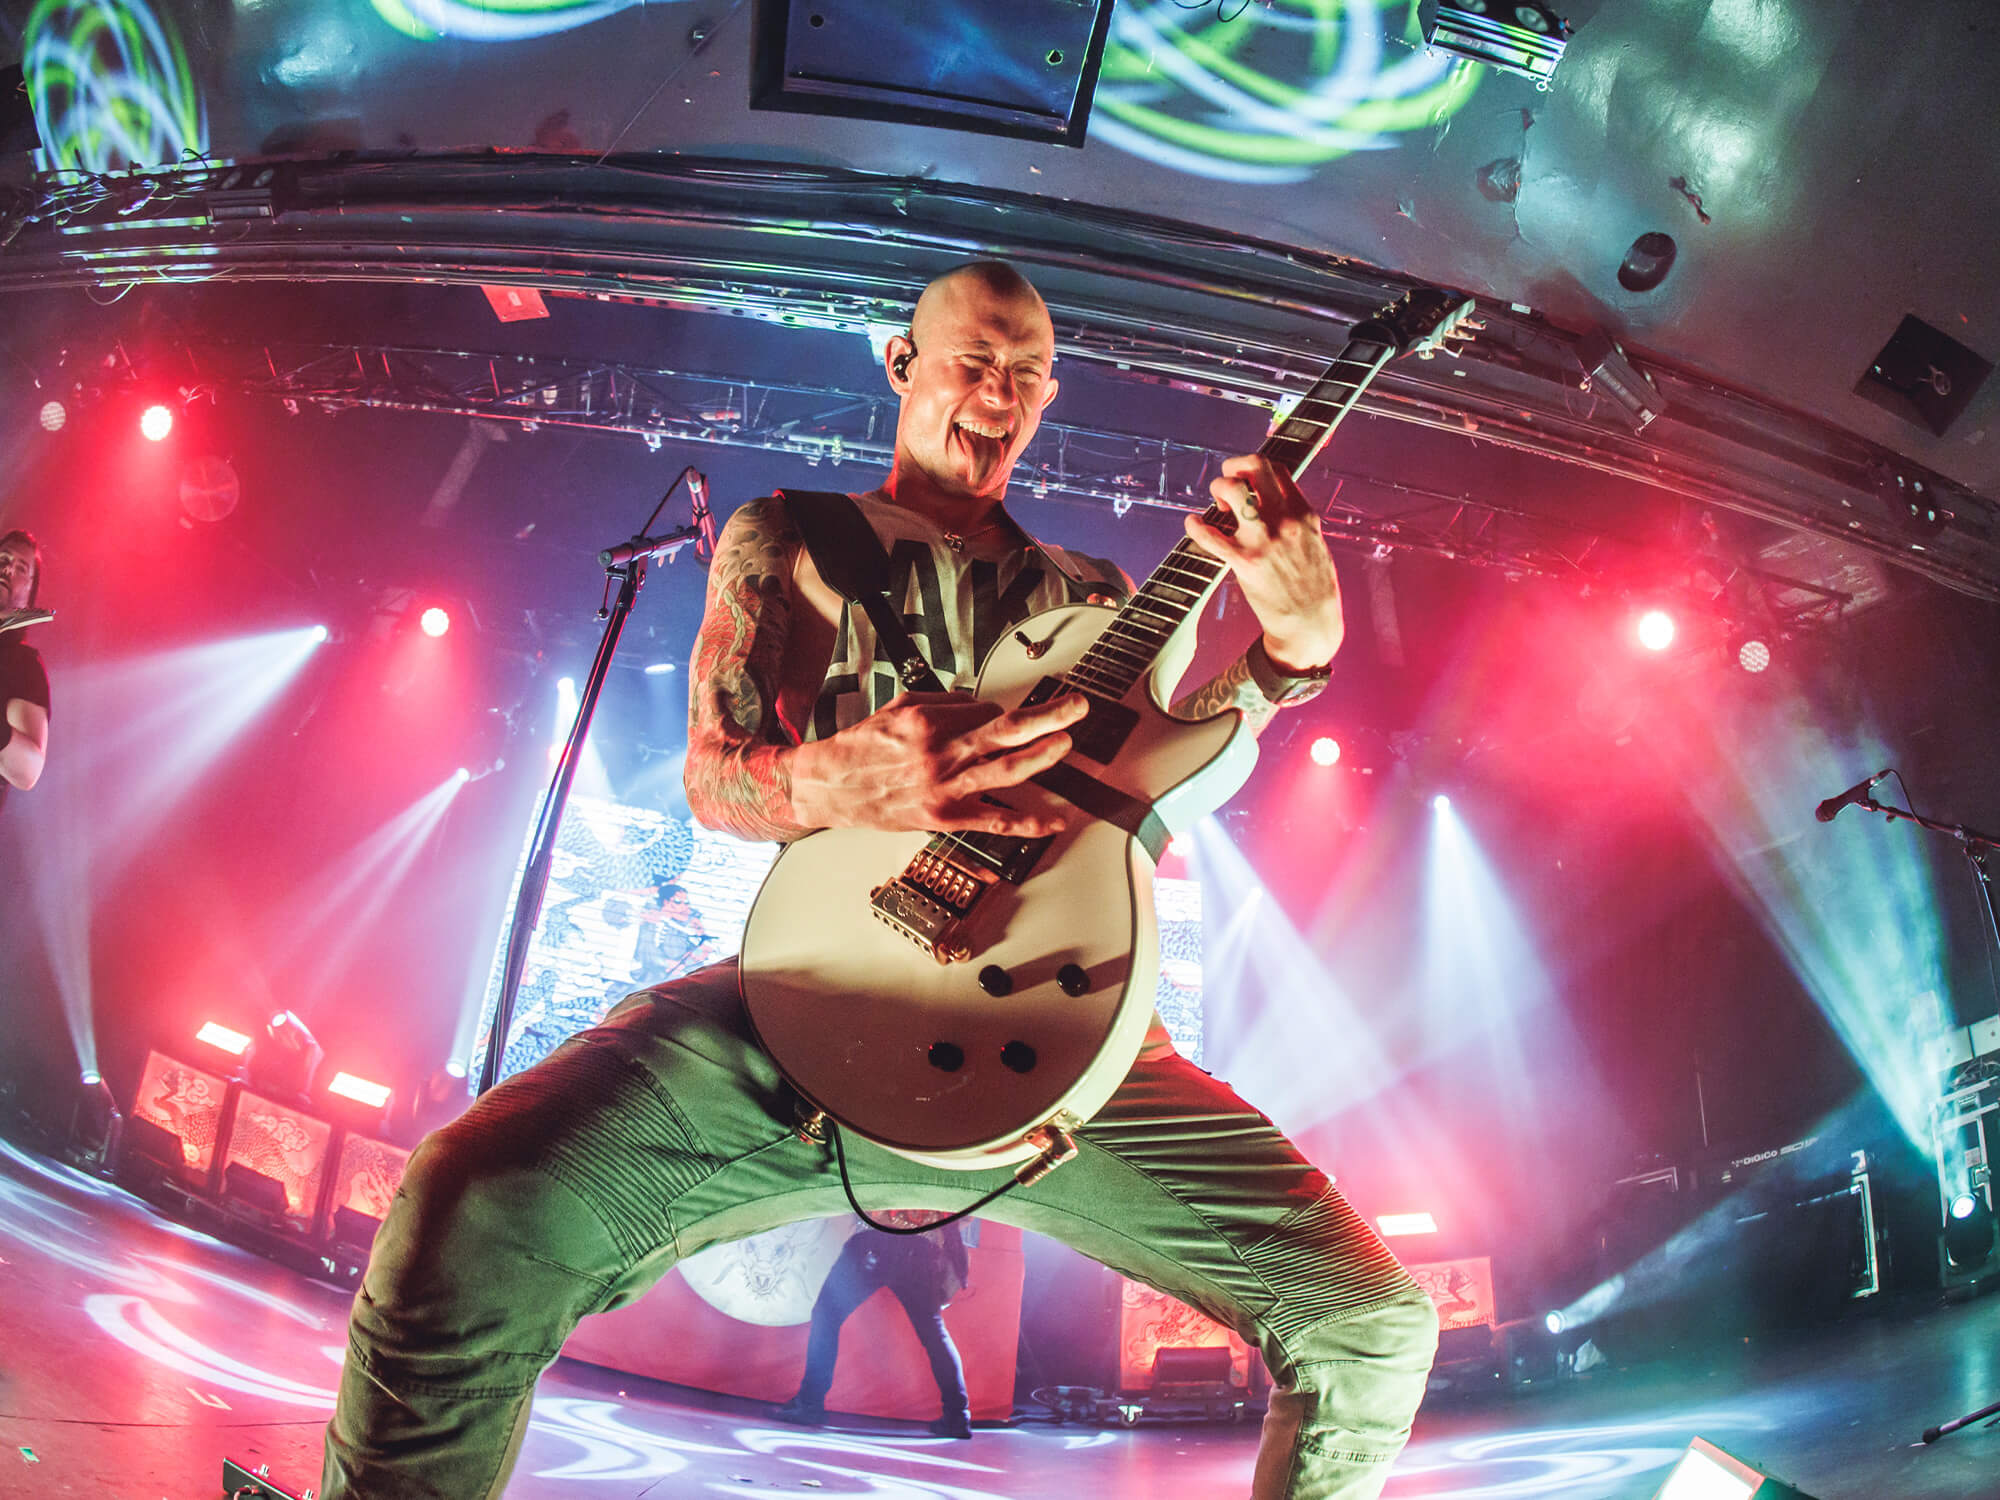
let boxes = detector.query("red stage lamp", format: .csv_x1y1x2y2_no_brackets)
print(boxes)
39,399,66,432
419,606,451,638
327,1071,392,1109
1636,608,1676,651
139,404,174,441
196,1020,252,1056
1308,735,1341,767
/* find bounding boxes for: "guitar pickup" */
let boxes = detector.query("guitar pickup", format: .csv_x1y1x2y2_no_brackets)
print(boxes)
1022,677,1138,765
868,879,971,963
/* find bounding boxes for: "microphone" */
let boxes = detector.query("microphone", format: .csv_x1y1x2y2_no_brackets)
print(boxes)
1815,768,1891,823
598,523,701,568
689,470,718,563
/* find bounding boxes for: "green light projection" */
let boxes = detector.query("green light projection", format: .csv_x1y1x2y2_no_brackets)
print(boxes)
1095,0,1481,181
24,0,207,173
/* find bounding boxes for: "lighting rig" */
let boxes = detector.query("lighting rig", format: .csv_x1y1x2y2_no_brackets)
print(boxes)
123,335,1861,648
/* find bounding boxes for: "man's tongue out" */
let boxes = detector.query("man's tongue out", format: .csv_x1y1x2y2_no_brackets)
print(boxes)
955,419,1007,461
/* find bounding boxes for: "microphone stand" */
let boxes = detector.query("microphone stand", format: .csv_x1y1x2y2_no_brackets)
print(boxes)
475,519,703,1098
1861,797,2000,1443
1848,793,2000,953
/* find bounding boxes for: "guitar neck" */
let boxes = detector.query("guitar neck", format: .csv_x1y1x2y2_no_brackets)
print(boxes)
1062,335,1400,702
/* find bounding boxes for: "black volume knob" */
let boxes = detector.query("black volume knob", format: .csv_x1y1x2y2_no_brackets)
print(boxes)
1000,1041,1037,1074
1056,963,1091,997
928,1041,965,1072
977,965,1014,997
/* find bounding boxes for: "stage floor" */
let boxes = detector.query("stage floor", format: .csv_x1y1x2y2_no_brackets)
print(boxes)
3,1134,1998,1500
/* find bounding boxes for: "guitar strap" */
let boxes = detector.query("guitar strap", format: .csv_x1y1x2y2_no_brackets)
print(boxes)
777,488,1169,862
778,489,947,694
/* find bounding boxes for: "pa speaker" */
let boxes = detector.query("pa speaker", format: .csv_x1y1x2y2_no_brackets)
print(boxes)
1651,1437,1819,1499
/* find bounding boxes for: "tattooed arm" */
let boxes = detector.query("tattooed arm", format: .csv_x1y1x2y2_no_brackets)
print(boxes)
683,495,814,843
1172,652,1286,739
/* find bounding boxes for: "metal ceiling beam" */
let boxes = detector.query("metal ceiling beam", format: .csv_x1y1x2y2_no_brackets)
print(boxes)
4,154,1995,601
141,335,1852,639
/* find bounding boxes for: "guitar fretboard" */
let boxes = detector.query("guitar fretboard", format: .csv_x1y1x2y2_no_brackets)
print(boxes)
920,293,1455,881
1061,341,1393,704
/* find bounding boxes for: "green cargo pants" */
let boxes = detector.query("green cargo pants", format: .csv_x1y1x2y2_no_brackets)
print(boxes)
322,961,1436,1499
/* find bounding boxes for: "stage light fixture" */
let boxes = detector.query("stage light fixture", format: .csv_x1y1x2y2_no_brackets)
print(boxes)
327,1071,392,1109
139,403,174,441
1433,794,1451,812
1577,329,1667,430
419,606,451,638
196,1020,252,1056
309,624,330,644
1653,1436,1822,1498
1637,609,1677,651
643,661,678,675
1736,636,1772,674
1423,0,1571,85
444,1058,468,1079
1950,1192,1978,1221
332,1203,386,1257
1943,1196,1996,1270
1375,1212,1438,1237
247,1010,325,1102
80,1067,101,1086
1309,735,1341,767
1543,1310,1565,1335
38,399,65,432
223,1161,293,1219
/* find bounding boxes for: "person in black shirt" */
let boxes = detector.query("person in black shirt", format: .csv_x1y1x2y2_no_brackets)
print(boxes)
0,529,49,809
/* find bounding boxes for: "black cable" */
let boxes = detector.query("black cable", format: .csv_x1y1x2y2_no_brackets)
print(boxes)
828,1118,1023,1236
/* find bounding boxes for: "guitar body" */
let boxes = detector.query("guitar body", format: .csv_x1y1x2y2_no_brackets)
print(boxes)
739,601,1258,1170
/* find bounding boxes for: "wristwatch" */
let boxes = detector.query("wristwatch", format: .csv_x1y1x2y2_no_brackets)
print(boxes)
1246,636,1332,707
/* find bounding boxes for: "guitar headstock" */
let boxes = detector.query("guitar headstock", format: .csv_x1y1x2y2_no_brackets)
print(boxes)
1371,288,1480,359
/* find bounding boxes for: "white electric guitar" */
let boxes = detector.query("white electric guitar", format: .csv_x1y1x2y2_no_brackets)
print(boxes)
740,289,1474,1171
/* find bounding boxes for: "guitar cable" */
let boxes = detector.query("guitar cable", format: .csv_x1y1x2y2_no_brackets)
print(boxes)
827,1119,1037,1236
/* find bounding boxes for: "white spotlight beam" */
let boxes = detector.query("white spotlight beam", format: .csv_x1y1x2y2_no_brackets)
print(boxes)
266,772,468,999
11,627,326,1079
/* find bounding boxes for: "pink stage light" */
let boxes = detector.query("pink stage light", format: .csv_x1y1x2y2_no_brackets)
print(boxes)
419,606,451,638
1636,608,1676,651
139,404,174,441
327,1071,392,1109
196,1020,252,1056
1308,735,1341,767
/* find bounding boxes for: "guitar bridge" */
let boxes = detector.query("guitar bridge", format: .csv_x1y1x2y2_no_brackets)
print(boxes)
869,849,998,963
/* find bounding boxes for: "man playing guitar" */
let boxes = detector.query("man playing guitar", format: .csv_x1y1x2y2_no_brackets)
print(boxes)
323,262,1438,1499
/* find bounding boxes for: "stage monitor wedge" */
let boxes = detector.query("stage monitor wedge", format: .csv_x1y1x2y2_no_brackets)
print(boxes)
750,0,1117,147
1652,1437,1819,1499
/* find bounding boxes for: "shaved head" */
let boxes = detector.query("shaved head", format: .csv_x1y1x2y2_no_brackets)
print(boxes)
909,262,1051,351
